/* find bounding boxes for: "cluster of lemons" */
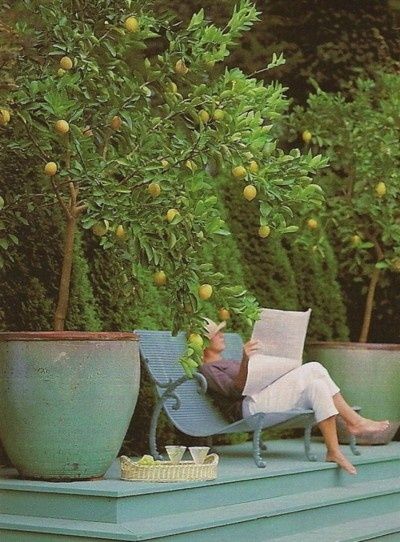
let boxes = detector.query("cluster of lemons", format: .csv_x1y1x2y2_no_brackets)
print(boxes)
137,454,159,466
0,109,11,126
230,160,273,239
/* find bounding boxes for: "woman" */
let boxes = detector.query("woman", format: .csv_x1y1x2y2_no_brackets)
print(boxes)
200,319,389,475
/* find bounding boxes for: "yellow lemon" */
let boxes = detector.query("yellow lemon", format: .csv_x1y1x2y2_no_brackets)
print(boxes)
185,159,198,172
307,218,318,230
153,271,167,286
243,185,257,201
391,258,400,272
258,225,271,238
0,109,11,125
54,120,70,135
92,222,109,236
110,115,122,130
232,166,247,180
248,160,259,174
166,208,179,222
375,182,386,197
302,130,312,144
137,454,154,466
175,59,189,75
148,182,161,197
44,162,57,176
188,333,204,348
198,284,213,300
124,16,139,32
351,235,362,247
59,56,73,70
115,225,127,239
198,110,210,124
213,109,225,121
161,159,170,169
218,308,231,321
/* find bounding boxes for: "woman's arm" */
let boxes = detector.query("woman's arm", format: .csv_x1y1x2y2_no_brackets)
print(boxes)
234,340,261,393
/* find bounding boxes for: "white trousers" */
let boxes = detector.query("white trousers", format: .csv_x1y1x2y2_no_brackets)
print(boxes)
242,362,340,423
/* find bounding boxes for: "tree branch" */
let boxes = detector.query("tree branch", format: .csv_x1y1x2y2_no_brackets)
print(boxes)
50,178,70,218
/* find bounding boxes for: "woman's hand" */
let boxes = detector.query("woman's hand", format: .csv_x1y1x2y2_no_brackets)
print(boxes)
244,339,261,358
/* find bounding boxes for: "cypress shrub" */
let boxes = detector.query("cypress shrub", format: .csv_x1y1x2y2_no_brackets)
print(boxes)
0,153,61,331
285,238,349,341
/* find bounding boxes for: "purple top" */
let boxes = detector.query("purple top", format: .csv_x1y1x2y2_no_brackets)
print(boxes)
200,359,242,399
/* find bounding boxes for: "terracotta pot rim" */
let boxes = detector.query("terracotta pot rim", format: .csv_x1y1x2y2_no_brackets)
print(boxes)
0,331,138,342
307,340,400,351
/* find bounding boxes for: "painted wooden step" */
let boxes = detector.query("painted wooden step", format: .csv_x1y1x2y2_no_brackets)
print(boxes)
2,451,400,524
2,477,400,541
269,509,400,542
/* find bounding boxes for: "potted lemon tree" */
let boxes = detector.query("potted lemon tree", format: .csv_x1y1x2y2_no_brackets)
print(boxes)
293,73,400,440
0,0,326,480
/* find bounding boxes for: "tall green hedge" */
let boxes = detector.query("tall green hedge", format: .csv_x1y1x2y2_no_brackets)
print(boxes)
155,0,400,103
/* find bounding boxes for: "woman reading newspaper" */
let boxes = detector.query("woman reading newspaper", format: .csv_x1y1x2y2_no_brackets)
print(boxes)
200,312,389,475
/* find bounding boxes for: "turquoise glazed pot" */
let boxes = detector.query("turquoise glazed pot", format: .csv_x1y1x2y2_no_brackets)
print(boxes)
0,332,140,481
306,342,400,427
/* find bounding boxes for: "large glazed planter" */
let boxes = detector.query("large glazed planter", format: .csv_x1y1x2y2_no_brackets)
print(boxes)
0,331,140,481
306,342,400,444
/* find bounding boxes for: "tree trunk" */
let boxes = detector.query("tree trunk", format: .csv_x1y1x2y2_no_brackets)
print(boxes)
359,267,380,343
54,215,77,331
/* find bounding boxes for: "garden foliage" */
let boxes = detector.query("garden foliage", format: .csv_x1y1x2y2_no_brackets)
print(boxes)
292,73,400,342
0,0,327,372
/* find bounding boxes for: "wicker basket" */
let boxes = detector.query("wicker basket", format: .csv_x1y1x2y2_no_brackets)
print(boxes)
120,453,219,482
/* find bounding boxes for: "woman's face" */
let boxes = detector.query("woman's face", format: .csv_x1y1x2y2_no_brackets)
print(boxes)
209,331,225,352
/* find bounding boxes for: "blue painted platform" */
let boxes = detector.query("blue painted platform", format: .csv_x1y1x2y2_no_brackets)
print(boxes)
1,439,400,541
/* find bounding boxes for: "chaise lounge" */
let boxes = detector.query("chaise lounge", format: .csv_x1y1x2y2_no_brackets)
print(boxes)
137,329,360,468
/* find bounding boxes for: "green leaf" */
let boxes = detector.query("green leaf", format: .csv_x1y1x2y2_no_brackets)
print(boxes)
169,233,177,249
187,9,204,30
282,225,299,233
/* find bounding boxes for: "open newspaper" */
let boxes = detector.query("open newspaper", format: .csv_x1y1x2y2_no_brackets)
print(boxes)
243,308,311,396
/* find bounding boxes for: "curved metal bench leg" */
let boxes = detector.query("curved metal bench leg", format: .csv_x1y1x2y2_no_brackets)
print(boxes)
149,399,165,460
253,425,266,468
349,406,361,456
260,438,268,451
304,423,317,462
349,433,361,456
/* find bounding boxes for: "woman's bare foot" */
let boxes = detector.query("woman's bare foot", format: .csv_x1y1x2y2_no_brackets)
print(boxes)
346,418,390,436
326,451,357,475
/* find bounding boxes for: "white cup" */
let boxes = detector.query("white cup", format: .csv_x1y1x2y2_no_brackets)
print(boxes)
165,445,186,464
189,446,210,465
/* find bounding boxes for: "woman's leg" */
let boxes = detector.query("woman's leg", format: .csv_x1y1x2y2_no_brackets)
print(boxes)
304,378,358,474
318,416,357,475
244,365,357,473
305,363,389,434
332,393,389,435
